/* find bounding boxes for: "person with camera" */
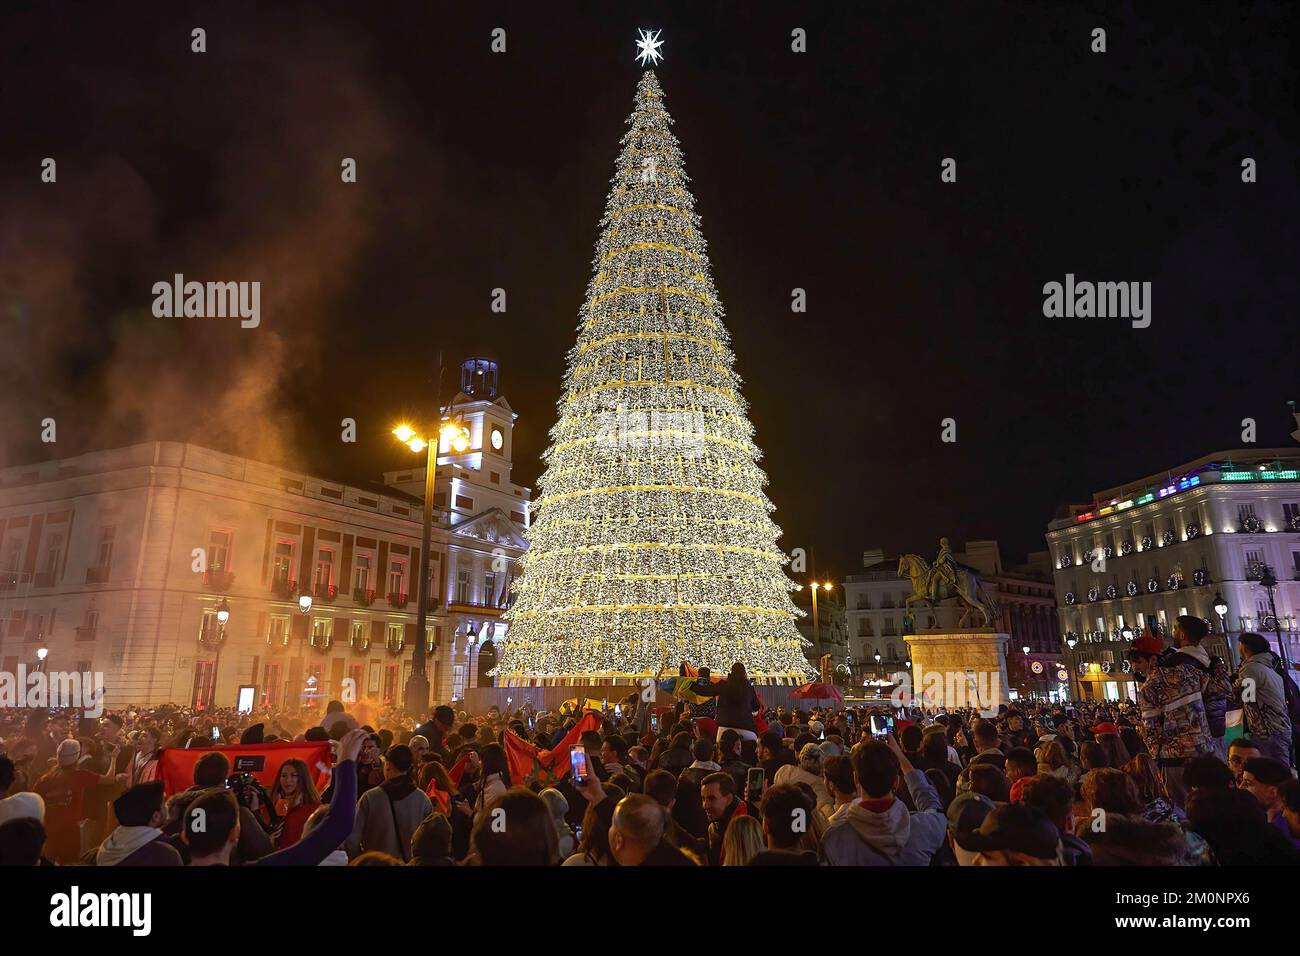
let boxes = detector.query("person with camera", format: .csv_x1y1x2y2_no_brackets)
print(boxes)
182,729,367,867
162,750,274,864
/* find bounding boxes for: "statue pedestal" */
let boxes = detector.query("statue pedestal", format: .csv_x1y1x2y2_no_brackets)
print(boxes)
904,630,1009,714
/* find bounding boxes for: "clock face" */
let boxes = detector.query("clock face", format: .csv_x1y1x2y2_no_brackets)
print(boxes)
490,427,503,451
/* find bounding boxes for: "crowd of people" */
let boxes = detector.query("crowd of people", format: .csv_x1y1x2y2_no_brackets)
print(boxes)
0,619,1296,867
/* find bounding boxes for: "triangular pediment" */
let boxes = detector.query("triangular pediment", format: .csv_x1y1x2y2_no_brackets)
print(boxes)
449,507,527,549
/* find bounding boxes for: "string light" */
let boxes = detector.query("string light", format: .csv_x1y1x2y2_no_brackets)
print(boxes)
495,71,810,684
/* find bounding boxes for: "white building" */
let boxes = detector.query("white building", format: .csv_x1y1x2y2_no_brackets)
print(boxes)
0,358,531,710
1045,449,1300,701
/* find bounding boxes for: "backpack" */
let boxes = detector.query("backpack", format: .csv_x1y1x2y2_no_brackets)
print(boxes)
1272,656,1300,731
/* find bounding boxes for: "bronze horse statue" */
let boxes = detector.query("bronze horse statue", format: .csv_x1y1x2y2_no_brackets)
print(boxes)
898,554,998,629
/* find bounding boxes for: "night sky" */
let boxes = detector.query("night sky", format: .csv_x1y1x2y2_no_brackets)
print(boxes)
2,2,1297,580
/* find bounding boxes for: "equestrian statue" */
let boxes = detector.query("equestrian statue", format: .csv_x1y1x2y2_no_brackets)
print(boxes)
898,538,999,629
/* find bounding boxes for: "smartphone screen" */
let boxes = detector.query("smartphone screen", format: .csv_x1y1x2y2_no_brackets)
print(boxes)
746,767,764,806
650,713,659,732
210,726,220,741
614,703,622,717
570,745,589,785
869,715,890,738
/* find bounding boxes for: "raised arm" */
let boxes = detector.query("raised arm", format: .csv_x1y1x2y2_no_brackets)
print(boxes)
253,729,365,867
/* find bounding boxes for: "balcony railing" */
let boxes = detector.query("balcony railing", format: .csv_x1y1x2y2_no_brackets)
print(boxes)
198,624,225,645
387,591,409,609
385,635,406,655
353,587,376,606
85,566,110,585
33,571,56,588
313,582,338,603
202,568,235,591
270,577,298,599
75,626,97,642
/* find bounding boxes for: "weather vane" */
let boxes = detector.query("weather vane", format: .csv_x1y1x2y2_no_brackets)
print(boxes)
635,28,664,67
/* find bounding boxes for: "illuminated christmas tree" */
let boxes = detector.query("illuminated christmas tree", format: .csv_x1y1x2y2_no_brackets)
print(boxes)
495,63,810,685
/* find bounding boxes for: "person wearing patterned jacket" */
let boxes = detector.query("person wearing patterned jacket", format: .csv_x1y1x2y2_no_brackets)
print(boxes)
1128,628,1213,809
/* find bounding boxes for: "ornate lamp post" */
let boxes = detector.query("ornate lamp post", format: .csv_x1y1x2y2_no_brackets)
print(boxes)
1257,565,1293,673
392,378,471,718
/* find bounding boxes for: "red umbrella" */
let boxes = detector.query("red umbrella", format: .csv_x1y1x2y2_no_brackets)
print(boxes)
790,682,844,702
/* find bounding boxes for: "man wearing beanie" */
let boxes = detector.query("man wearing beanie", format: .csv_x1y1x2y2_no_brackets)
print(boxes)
416,705,457,761
33,739,119,864
346,744,432,862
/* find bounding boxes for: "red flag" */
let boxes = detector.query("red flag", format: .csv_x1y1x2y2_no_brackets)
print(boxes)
159,741,332,797
504,712,602,787
446,750,471,786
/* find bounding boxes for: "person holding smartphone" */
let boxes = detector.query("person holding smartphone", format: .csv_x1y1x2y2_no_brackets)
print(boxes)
820,731,946,866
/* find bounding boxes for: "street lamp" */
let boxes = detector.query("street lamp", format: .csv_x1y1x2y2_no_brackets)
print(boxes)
809,580,833,649
392,382,473,717
36,645,48,673
297,593,313,614
216,598,231,628
1256,565,1293,674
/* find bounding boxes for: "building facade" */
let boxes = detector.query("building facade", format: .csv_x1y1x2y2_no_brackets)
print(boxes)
1046,449,1300,701
0,360,532,711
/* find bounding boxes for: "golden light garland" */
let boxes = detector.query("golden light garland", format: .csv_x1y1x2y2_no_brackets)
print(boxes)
495,70,811,683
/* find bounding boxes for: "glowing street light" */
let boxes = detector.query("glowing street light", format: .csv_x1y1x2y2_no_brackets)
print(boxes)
809,578,835,648
216,598,231,627
440,421,471,454
298,593,313,614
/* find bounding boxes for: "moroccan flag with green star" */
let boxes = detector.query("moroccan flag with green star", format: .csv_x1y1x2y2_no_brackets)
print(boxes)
504,712,603,787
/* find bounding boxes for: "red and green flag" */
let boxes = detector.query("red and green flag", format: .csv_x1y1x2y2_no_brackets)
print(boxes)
504,712,602,788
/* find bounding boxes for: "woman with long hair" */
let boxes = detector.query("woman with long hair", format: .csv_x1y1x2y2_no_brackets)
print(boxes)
721,814,765,865
1095,732,1132,771
1078,741,1108,773
472,743,512,822
1122,752,1182,824
418,759,455,814
1036,739,1077,785
266,757,321,848
691,661,761,744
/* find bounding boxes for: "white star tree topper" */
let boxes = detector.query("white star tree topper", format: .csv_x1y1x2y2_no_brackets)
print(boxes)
635,28,664,66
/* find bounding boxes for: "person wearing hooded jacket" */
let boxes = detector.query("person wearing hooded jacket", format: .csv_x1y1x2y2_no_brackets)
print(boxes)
821,732,946,866
345,745,433,863
1234,631,1294,768
1166,615,1233,759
